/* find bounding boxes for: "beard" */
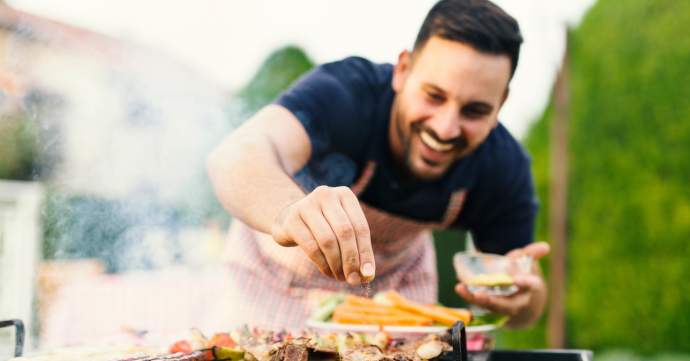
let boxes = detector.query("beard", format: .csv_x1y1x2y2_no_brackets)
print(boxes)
391,105,469,182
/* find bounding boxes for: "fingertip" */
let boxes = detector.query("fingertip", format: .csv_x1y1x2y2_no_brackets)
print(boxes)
473,293,492,305
347,272,362,285
455,284,473,300
540,243,551,256
513,274,543,290
529,242,551,258
535,241,550,249
361,262,375,279
454,283,463,293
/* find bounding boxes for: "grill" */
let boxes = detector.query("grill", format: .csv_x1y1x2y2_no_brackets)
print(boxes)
1,319,592,361
1,319,23,358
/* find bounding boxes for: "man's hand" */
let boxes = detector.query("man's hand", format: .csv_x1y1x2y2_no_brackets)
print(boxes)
455,242,550,328
271,185,375,285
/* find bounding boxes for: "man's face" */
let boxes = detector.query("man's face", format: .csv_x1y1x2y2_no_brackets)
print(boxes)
389,36,512,181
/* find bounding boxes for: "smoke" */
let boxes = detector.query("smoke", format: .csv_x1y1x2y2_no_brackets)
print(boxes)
5,23,238,272
0,12,319,348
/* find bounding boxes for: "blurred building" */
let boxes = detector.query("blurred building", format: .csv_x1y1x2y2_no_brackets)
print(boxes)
0,180,43,352
0,4,233,350
0,3,230,200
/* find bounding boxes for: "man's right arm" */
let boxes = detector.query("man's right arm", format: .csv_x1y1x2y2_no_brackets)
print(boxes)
206,104,375,284
207,105,310,235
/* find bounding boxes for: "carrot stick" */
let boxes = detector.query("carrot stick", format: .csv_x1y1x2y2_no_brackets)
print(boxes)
385,291,462,326
340,302,414,315
332,309,433,326
431,305,472,325
344,295,381,307
334,304,433,322
336,304,406,315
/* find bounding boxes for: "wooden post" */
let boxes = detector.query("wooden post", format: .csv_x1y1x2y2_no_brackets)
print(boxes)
548,29,570,349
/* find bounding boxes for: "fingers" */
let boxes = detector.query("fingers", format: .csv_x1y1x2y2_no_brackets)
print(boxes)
321,189,360,284
271,186,372,285
454,283,501,312
271,204,298,247
283,212,332,278
512,273,544,291
523,241,551,259
299,198,343,281
455,273,545,317
506,241,551,260
338,188,375,282
454,283,528,317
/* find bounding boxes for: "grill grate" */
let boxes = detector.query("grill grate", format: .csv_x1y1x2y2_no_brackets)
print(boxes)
1,319,592,361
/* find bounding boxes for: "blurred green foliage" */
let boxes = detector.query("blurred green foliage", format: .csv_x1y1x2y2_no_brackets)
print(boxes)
0,114,37,180
433,229,466,308
501,0,690,354
237,45,315,115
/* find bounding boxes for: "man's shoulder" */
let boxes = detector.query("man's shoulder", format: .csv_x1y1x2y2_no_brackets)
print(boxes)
475,123,531,178
275,56,393,161
277,56,392,116
321,56,393,89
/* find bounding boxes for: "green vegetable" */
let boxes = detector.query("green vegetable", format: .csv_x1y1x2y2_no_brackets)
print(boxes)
214,346,245,361
469,313,508,327
311,293,345,321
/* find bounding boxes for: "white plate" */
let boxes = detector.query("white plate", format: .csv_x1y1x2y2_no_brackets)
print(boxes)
305,320,498,336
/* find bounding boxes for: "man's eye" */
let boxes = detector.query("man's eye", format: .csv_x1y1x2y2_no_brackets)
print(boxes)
426,92,445,103
462,107,488,119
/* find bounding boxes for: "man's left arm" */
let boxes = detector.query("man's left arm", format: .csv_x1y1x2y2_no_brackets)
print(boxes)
455,149,549,328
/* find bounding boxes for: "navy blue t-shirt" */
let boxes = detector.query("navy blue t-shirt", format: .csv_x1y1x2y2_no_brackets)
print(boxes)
275,56,537,254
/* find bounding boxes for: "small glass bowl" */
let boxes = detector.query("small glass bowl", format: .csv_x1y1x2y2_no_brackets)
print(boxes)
453,251,532,296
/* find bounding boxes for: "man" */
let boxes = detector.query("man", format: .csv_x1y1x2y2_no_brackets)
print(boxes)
208,0,549,329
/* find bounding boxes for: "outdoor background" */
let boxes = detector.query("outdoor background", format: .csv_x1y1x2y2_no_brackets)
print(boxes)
0,0,689,360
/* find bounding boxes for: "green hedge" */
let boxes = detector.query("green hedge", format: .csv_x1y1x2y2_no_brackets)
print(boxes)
507,0,690,353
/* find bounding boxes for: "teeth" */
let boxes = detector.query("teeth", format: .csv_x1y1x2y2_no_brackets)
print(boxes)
420,131,454,152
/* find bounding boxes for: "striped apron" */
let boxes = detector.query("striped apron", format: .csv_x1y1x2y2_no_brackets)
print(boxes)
213,162,467,330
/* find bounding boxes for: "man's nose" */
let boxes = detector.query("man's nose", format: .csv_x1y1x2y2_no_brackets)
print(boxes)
429,107,462,141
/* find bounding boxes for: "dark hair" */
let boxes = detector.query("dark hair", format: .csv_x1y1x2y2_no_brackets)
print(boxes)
414,0,523,77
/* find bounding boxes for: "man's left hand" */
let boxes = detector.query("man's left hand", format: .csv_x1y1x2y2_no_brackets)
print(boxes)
454,242,550,328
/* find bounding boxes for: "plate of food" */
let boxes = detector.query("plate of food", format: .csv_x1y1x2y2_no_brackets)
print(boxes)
305,291,506,337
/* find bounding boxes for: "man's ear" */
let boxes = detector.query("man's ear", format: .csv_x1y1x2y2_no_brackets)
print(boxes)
392,50,412,92
493,86,510,129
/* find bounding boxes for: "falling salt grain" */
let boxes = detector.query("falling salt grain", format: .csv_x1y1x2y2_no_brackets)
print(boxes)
361,280,372,298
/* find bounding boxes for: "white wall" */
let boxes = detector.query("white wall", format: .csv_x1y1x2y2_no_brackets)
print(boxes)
0,180,44,352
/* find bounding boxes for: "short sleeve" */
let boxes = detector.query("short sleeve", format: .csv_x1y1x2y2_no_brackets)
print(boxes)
471,160,538,254
274,57,381,159
458,129,539,254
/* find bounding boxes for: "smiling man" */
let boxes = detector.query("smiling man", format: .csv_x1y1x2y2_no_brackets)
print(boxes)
208,0,549,329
